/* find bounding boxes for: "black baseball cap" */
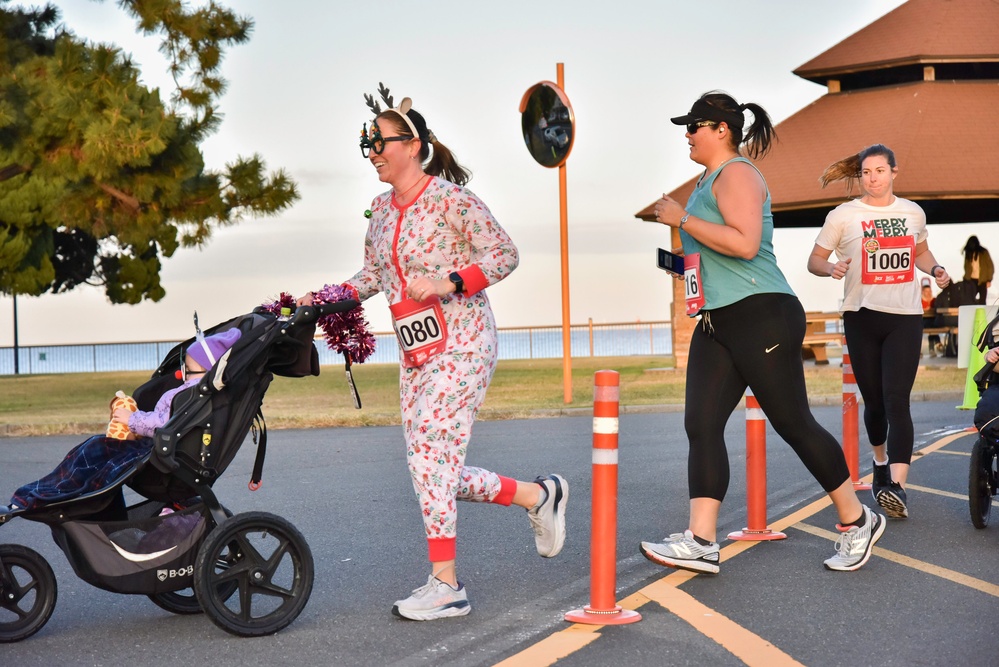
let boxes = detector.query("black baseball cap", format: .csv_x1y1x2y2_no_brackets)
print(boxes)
670,98,744,129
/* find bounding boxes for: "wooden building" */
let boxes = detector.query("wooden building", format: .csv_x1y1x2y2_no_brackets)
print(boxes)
635,0,999,369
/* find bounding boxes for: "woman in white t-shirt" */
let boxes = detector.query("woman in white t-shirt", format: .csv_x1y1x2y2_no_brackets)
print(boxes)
807,144,951,520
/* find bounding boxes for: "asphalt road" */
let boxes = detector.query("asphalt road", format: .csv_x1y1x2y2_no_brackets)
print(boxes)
1,399,996,666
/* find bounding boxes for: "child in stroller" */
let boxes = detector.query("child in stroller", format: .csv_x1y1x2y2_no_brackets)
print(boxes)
0,300,358,642
7,328,241,513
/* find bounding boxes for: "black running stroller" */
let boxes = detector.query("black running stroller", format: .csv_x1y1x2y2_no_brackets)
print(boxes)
0,301,357,641
970,312,999,529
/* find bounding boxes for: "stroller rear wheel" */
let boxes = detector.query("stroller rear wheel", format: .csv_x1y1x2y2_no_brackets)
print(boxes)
148,588,202,615
0,544,57,643
194,511,314,637
969,435,997,529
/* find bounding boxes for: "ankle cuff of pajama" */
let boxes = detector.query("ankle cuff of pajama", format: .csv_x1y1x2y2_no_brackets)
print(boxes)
427,537,456,562
492,476,517,506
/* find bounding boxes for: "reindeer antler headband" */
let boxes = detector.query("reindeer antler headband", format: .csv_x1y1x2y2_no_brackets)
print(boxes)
363,82,434,142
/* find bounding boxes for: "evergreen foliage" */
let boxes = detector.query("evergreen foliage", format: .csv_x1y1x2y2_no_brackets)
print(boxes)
0,0,299,303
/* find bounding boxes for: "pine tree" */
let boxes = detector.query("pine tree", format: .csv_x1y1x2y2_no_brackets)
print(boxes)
0,0,299,303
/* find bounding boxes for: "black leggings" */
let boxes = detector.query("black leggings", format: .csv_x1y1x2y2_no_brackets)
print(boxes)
684,293,850,500
843,308,923,465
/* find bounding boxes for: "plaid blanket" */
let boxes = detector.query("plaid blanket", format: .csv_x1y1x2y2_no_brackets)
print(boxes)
10,435,153,510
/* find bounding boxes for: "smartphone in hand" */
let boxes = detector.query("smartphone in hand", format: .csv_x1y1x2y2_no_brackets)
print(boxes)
656,248,684,277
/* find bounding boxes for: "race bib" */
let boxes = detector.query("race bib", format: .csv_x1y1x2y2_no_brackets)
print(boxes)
861,236,915,285
389,296,448,368
684,252,705,316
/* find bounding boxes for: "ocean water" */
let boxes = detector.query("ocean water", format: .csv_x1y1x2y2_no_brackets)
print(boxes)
0,323,672,376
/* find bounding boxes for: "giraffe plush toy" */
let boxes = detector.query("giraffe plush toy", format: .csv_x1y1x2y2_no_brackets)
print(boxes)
106,390,137,440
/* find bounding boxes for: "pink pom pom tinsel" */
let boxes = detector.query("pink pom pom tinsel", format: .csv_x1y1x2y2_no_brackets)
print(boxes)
260,287,375,363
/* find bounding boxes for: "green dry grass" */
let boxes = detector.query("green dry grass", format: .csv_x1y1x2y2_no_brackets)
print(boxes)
0,356,966,437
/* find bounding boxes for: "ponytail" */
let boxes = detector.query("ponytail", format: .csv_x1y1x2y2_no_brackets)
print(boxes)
820,144,896,193
377,108,472,186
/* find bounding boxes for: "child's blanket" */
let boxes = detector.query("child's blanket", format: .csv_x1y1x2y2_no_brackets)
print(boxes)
10,435,153,510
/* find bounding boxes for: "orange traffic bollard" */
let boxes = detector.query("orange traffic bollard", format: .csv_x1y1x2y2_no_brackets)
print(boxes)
728,388,786,541
565,370,641,625
842,338,871,490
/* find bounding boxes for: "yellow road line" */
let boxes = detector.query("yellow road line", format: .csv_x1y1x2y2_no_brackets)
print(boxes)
491,428,981,667
636,580,805,667
907,483,969,502
933,449,971,457
492,625,602,667
793,522,999,598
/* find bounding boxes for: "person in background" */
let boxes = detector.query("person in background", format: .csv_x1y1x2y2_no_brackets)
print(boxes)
298,87,567,621
808,143,950,520
963,235,993,304
640,90,885,576
921,278,941,358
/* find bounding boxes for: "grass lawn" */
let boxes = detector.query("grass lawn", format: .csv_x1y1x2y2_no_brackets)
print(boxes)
0,356,966,437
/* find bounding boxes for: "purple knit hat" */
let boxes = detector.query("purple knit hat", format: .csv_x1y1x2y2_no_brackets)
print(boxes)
188,329,241,370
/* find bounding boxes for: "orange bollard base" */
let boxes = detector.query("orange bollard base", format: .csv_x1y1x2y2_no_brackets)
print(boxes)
565,606,642,625
854,481,872,491
727,528,787,541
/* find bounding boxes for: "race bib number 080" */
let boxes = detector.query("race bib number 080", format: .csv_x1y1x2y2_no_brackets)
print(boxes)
389,296,448,368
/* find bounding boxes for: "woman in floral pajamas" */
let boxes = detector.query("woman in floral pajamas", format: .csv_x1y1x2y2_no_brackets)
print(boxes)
301,92,568,621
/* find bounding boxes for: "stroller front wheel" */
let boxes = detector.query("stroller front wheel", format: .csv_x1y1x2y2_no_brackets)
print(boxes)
0,544,58,643
194,511,314,637
969,435,997,529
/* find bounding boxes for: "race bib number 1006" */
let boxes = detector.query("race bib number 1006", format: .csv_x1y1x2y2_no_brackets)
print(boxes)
861,235,915,285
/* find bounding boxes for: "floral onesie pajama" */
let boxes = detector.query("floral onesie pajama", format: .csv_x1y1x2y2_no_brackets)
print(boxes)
345,176,520,562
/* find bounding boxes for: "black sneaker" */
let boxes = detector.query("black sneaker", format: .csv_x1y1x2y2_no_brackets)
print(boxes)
871,461,891,502
876,482,908,519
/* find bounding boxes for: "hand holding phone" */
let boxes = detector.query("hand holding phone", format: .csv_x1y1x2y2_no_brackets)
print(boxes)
656,248,684,277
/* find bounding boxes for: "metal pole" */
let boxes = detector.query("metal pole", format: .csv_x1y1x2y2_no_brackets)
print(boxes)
12,294,19,375
557,62,572,403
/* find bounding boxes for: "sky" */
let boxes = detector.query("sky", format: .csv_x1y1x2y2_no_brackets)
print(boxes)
3,0,991,347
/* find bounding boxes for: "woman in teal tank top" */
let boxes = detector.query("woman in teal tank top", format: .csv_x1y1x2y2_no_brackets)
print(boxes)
639,91,885,575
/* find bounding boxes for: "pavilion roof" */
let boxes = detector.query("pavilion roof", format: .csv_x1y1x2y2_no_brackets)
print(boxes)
794,0,999,83
635,0,999,228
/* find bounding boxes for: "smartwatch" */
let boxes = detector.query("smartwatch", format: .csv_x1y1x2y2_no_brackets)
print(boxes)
449,271,464,294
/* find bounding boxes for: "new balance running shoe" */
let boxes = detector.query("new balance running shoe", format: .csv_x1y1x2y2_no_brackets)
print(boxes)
823,506,886,572
640,530,720,574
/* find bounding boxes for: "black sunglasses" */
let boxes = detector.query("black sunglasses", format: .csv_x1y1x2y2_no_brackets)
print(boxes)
359,122,411,157
686,120,718,134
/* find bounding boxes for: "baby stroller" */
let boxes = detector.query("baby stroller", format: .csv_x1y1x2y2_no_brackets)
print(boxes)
0,301,357,641
969,428,997,529
970,313,999,528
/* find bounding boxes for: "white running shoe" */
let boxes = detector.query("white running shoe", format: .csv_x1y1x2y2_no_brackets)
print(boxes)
391,576,470,621
823,506,886,571
640,530,720,574
527,474,568,557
